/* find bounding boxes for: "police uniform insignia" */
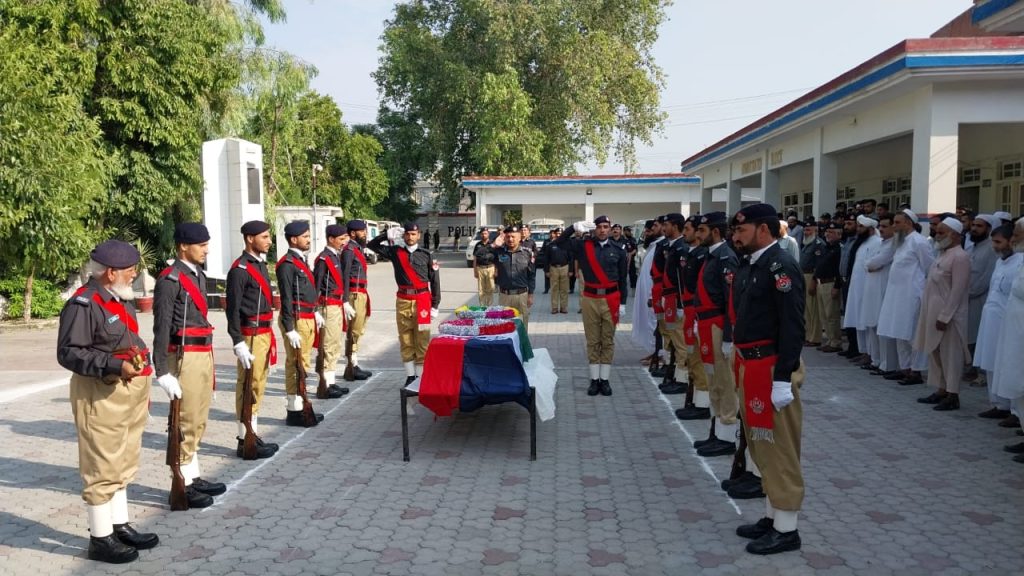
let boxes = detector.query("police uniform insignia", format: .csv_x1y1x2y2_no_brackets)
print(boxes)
750,397,765,415
74,295,90,305
432,259,439,271
725,270,735,285
419,309,428,318
774,273,792,292
107,314,120,324
769,261,782,272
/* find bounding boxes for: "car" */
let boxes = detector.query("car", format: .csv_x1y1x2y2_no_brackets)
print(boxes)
465,230,500,267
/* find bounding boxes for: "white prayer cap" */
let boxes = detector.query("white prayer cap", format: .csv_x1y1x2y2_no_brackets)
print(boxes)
901,208,918,222
993,211,1012,222
977,214,1001,230
856,215,878,228
940,216,963,235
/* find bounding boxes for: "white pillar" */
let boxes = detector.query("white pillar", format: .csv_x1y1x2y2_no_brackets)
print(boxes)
700,187,713,214
584,193,595,221
726,181,742,215
911,87,959,215
763,168,781,210
813,131,838,219
476,189,487,227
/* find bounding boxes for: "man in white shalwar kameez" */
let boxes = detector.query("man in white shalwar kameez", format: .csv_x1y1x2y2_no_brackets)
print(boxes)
973,224,1023,422
914,218,971,411
631,223,662,356
877,209,935,385
862,215,898,374
842,216,880,363
990,219,1024,460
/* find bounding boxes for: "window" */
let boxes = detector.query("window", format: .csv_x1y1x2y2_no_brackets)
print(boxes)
883,179,897,194
960,167,981,185
1000,161,1022,180
246,163,261,204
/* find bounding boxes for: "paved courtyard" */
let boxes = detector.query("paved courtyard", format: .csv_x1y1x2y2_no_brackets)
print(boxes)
1,250,1022,575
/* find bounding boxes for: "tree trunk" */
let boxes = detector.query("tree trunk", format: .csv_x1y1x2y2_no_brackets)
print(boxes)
23,266,34,322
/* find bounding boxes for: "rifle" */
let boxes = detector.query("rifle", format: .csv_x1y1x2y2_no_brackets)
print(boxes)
293,274,319,427
728,418,748,481
315,300,330,398
239,286,262,460
167,288,188,510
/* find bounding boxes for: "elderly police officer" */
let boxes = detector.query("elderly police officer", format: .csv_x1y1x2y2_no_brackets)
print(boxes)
58,239,160,563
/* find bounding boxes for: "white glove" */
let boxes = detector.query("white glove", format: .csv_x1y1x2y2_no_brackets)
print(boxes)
573,221,595,235
676,308,684,319
343,301,356,321
314,311,324,329
618,305,626,317
430,307,439,320
155,374,182,400
285,330,302,349
233,342,255,369
387,227,405,243
771,381,794,411
721,342,733,357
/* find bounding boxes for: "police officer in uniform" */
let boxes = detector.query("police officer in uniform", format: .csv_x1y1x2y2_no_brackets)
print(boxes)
341,219,374,381
488,224,535,328
543,227,573,313
623,226,639,288
152,223,226,510
58,240,160,563
368,222,441,384
312,224,352,395
554,216,629,395
473,227,497,306
226,220,280,459
655,214,690,395
276,220,326,426
799,221,825,346
677,215,713,420
815,223,844,353
729,203,806,555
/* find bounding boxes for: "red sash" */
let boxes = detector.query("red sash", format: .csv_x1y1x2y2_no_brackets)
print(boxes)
736,339,776,442
158,266,209,318
349,246,372,317
662,272,678,324
583,241,622,325
318,254,344,305
695,263,723,364
231,258,277,365
276,254,317,318
650,262,664,316
682,288,697,346
395,248,431,326
79,287,153,377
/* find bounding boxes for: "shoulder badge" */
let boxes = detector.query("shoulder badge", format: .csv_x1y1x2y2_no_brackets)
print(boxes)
74,295,90,306
769,261,783,272
237,262,248,270
774,272,792,292
432,259,440,271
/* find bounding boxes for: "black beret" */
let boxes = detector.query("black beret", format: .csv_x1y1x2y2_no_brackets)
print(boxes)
403,221,420,231
803,220,818,228
644,219,656,229
664,213,685,225
91,239,140,269
655,215,668,224
699,211,727,226
594,215,610,225
821,212,832,219
827,222,844,231
611,223,622,229
551,227,563,233
241,220,270,236
283,220,310,238
174,222,210,245
730,203,778,226
325,224,346,238
345,219,366,231
685,215,701,227
504,224,522,233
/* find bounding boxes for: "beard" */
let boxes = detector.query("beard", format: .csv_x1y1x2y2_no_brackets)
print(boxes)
969,233,987,244
802,236,815,246
110,281,135,301
936,236,953,251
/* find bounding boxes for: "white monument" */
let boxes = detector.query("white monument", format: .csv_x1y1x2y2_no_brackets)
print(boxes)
274,206,345,263
201,138,265,279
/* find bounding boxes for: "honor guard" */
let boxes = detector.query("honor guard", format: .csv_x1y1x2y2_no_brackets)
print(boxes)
152,223,226,510
553,215,629,395
226,220,280,459
276,220,326,426
473,228,497,306
311,224,352,395
654,214,690,395
367,221,441,385
729,203,806,555
543,227,573,314
57,240,160,563
340,219,374,381
691,212,740,457
489,224,536,328
676,215,712,420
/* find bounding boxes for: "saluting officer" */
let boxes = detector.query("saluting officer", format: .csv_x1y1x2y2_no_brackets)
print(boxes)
554,215,629,396
312,223,351,395
729,203,806,555
341,219,374,381
57,240,160,564
152,223,226,510
226,220,280,459
276,220,326,427
367,222,441,385
543,227,573,314
473,227,497,306
489,224,536,328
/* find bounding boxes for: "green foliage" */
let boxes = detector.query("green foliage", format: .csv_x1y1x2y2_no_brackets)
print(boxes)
0,276,64,320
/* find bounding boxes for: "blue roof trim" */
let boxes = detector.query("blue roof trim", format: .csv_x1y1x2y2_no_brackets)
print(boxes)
972,0,1021,24
682,52,1024,172
466,177,701,187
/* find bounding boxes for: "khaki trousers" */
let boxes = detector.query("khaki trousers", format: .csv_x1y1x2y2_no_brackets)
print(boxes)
663,318,690,370
477,266,496,307
582,295,615,364
499,291,530,330
739,360,805,511
803,273,821,344
816,281,842,348
688,321,710,392
171,351,213,464
321,304,343,370
549,265,569,312
396,298,430,364
235,332,271,418
282,317,315,396
707,324,738,423
70,373,150,505
347,292,369,354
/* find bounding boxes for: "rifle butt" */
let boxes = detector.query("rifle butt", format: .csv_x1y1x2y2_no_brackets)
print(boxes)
169,476,189,511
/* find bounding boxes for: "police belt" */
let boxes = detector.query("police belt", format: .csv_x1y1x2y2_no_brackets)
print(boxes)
398,287,429,296
584,286,618,296
169,335,213,347
500,287,528,295
475,263,494,268
816,277,836,284
696,310,724,321
243,319,272,329
736,342,777,360
549,263,569,268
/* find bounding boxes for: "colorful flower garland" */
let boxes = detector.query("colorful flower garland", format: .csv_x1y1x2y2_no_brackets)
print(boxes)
454,305,519,320
440,306,519,336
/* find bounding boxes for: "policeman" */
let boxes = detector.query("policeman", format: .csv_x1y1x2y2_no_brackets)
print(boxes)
691,212,740,457
226,220,280,459
488,224,536,328
543,227,573,314
648,216,672,372
655,214,690,395
799,221,825,346
677,215,712,420
554,216,629,395
815,223,844,352
340,219,374,381
367,222,441,384
312,224,351,395
622,226,639,288
57,239,160,563
276,220,326,427
520,224,537,252
729,203,806,555
153,223,226,510
473,227,497,306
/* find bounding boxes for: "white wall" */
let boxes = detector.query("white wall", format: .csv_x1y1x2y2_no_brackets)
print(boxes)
202,138,264,279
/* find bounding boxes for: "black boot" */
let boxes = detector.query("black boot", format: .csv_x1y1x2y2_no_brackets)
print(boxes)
88,534,138,564
736,517,773,540
112,523,159,550
727,475,765,499
236,438,275,459
933,393,960,411
599,379,612,396
191,478,226,496
746,528,801,555
696,438,736,457
286,410,324,427
721,471,758,491
184,486,213,509
587,379,600,396
660,382,687,395
353,366,372,380
675,405,711,420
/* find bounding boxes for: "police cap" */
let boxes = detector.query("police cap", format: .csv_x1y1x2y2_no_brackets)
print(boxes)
283,220,310,238
730,203,778,226
503,224,522,233
700,211,727,227
174,222,210,245
91,239,140,269
594,215,611,225
240,220,270,236
325,224,346,238
664,213,685,225
346,219,367,231
403,222,420,232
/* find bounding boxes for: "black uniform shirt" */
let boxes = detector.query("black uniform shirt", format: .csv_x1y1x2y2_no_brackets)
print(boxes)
543,240,572,268
661,238,687,299
152,259,210,377
226,251,273,346
367,234,442,308
551,233,628,304
683,243,708,300
814,240,842,285
799,236,826,273
57,279,148,379
731,242,805,381
313,247,344,302
699,242,740,341
276,249,319,332
651,238,670,280
521,237,537,254
474,242,496,266
489,245,536,294
341,242,370,301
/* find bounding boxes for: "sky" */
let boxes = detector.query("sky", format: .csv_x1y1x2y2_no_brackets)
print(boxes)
262,0,973,175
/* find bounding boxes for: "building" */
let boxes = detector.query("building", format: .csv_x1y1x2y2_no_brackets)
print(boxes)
680,1,1024,219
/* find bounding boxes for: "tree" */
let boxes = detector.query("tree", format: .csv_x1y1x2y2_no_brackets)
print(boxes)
374,0,669,200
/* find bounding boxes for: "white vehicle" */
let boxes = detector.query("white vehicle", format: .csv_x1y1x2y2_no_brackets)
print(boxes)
526,218,564,231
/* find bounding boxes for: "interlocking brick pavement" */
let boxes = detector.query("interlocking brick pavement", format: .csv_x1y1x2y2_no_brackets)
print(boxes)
1,252,1022,575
